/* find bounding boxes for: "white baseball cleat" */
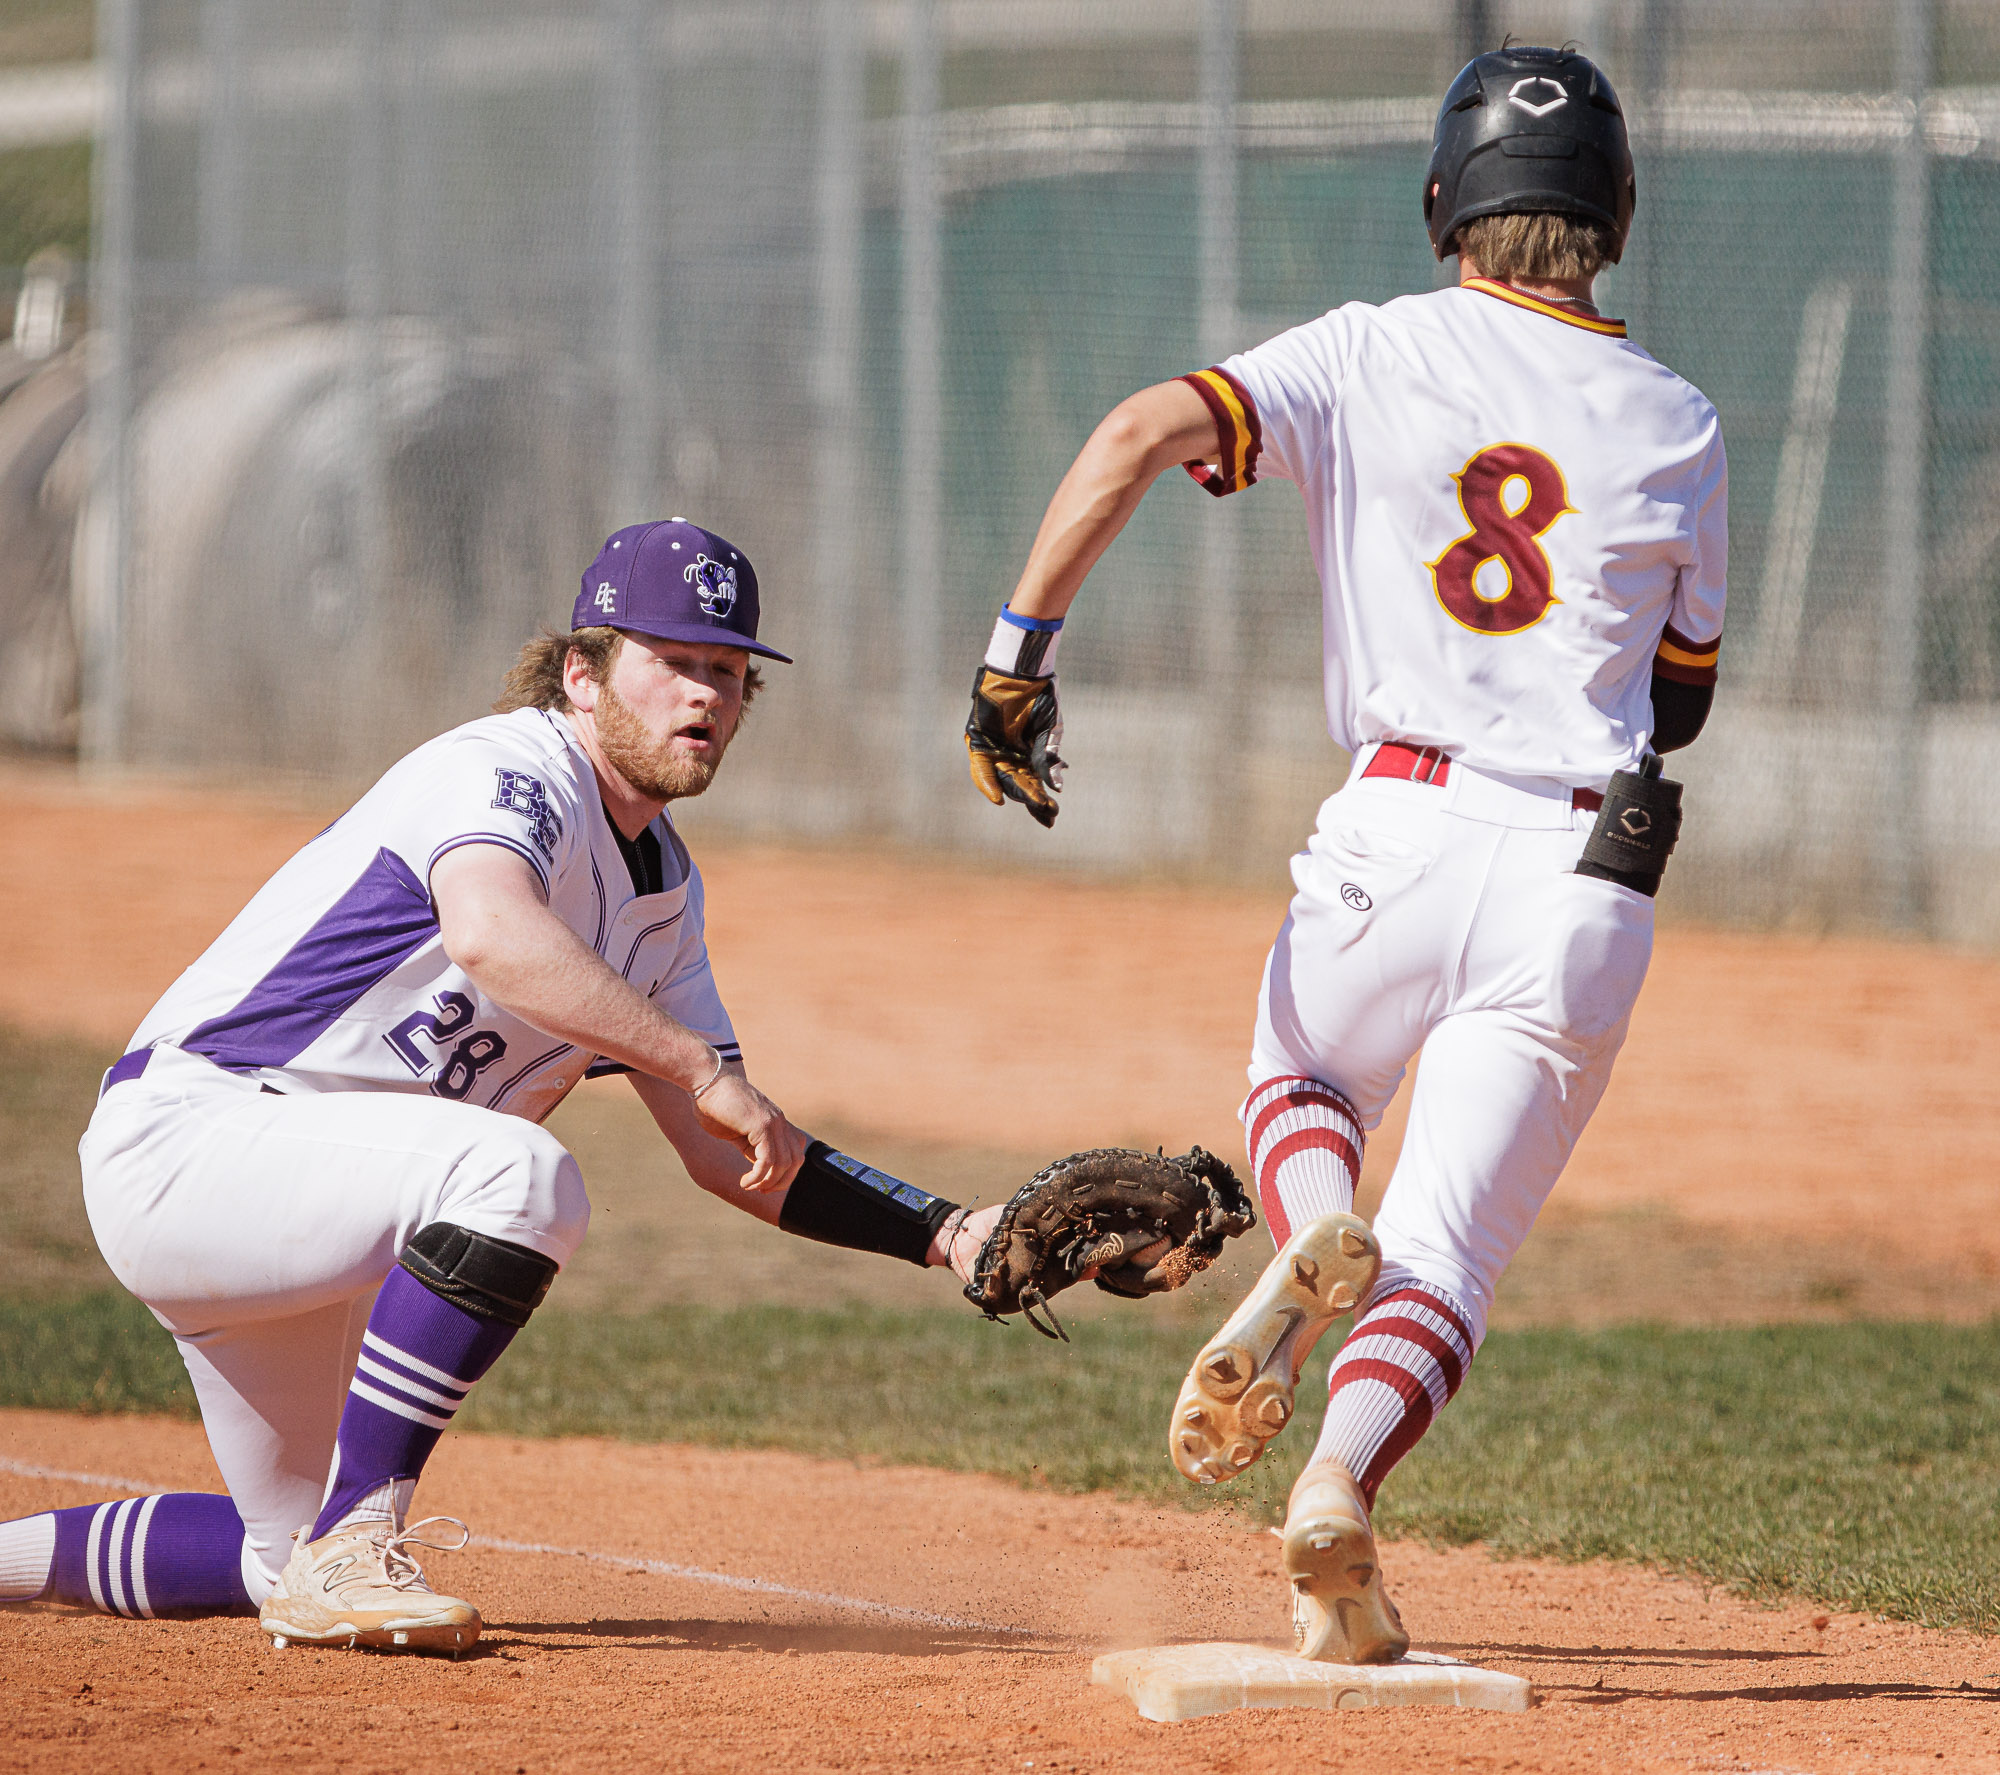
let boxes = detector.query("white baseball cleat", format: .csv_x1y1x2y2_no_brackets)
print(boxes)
1169,1212,1381,1484
259,1517,481,1654
1284,1460,1408,1665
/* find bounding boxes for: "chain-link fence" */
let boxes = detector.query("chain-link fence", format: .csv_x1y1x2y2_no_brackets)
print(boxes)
12,0,2000,940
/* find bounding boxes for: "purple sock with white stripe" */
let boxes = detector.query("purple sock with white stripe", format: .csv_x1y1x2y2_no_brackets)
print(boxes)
2,1495,256,1616
311,1265,517,1539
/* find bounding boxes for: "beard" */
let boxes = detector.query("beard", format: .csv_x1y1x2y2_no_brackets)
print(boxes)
592,676,732,802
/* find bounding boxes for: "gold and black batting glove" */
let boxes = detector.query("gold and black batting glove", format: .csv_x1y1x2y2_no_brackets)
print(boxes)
965,665,1065,828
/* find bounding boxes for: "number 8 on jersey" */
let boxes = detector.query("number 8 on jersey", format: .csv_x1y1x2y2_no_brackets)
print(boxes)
1428,442,1573,636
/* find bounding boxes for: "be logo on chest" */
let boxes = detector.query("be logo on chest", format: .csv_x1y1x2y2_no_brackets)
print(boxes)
491,768,564,860
1427,442,1573,636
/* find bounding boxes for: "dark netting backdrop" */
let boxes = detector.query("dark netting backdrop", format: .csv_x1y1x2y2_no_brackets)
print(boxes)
59,0,2000,941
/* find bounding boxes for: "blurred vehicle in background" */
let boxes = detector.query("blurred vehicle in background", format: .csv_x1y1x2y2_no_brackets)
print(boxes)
0,248,83,750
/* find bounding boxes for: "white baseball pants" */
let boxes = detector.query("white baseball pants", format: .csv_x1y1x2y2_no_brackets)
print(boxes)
1250,750,1655,1345
78,1046,589,1589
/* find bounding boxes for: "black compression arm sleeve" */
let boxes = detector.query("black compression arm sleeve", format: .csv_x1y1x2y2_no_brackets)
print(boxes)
777,1141,959,1267
1650,671,1714,754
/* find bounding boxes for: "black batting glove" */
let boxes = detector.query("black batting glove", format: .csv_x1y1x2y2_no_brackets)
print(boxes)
965,665,1065,829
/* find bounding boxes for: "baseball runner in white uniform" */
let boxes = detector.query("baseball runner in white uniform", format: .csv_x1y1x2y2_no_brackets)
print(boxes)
963,46,1724,1661
0,519,1008,1649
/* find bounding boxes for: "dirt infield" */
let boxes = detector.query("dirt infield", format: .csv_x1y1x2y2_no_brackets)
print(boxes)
7,1408,2000,1775
7,757,2000,1772
6,755,2000,1315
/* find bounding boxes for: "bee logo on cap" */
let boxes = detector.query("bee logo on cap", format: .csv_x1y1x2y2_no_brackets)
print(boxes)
684,553,738,617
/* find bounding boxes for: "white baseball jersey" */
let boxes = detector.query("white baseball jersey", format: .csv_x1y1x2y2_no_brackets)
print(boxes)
1180,277,1726,786
127,706,739,1120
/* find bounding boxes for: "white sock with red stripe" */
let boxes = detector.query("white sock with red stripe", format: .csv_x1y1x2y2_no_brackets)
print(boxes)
1241,1073,1366,1247
1309,1271,1478,1509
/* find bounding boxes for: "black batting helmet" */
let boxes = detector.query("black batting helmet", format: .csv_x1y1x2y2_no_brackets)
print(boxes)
1423,46,1635,263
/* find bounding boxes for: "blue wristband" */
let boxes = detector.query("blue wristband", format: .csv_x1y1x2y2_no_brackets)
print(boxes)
986,608,1062,676
999,606,1063,633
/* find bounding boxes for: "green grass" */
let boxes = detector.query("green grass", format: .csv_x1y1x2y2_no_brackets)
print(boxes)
9,1292,2000,1632
0,1022,118,1291
1387,1322,2000,1631
0,1291,195,1416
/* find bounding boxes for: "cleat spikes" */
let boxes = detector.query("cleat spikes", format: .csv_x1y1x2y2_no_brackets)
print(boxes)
1242,1376,1290,1432
1285,1463,1408,1666
1200,1350,1248,1396
1168,1214,1382,1486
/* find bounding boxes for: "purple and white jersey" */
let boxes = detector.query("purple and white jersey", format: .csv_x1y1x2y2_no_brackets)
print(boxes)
127,707,739,1120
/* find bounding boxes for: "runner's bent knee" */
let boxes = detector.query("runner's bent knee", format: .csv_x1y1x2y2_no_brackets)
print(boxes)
1363,1243,1494,1350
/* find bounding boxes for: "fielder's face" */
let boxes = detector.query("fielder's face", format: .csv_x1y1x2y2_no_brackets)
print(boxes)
569,632,750,803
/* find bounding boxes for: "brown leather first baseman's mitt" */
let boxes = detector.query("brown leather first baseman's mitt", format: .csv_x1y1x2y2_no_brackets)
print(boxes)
964,1147,1256,1340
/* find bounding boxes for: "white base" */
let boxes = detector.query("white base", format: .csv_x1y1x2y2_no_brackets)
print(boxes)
1090,1642,1534,1721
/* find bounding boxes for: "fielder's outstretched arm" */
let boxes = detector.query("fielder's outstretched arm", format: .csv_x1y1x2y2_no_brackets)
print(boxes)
1005,378,1220,624
633,1077,1241,1323
629,1071,785,1220
630,1071,1000,1280
431,841,807,1191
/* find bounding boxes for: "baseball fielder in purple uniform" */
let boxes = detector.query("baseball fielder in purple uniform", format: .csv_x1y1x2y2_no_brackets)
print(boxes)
0,520,1005,1652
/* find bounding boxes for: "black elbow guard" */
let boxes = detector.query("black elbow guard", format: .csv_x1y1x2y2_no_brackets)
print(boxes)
778,1141,958,1267
1650,673,1714,754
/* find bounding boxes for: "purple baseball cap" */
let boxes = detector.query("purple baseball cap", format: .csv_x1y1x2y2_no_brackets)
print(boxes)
572,518,792,663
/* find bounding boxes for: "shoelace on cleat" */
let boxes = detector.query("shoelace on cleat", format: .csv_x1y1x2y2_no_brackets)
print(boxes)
379,1516,472,1591
314,1515,471,1594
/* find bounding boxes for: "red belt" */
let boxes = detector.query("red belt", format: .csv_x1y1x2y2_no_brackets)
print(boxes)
1360,742,1603,814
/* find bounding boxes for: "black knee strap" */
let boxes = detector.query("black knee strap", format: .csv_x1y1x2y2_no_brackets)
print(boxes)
778,1141,957,1268
399,1222,559,1327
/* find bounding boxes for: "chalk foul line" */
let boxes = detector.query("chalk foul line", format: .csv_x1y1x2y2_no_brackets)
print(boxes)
0,1456,1028,1637
0,1455,160,1495
471,1535,1027,1634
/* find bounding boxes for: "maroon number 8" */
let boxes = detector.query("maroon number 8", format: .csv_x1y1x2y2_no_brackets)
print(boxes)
1427,443,1573,635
